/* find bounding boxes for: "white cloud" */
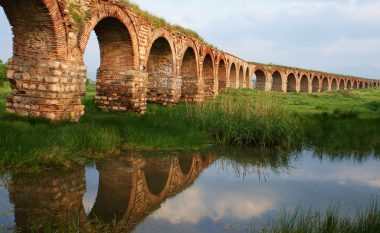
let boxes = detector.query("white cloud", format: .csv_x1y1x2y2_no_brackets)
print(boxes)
1,0,379,79
150,185,275,224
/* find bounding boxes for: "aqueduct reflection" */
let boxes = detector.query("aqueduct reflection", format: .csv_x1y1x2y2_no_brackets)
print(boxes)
8,153,212,232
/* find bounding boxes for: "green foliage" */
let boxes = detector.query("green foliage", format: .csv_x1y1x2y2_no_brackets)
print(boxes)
0,61,7,87
120,0,212,46
67,3,91,26
261,200,380,233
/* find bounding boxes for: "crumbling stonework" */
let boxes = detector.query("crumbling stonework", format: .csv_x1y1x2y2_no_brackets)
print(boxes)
0,0,378,121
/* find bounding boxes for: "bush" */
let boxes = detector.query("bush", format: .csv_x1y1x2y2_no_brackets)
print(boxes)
0,61,7,87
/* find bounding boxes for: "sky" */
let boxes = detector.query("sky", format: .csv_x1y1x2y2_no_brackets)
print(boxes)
1,0,380,80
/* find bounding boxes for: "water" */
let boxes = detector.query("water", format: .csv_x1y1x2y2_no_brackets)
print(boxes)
0,148,379,232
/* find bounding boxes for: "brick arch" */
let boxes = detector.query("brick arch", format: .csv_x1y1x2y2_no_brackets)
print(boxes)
88,161,138,225
178,157,194,176
238,65,244,88
142,157,174,202
180,46,199,102
245,67,250,88
299,74,309,93
176,156,203,182
144,29,176,72
353,80,358,89
311,75,319,92
346,80,352,89
0,0,67,59
331,78,338,90
146,31,178,104
229,62,238,88
287,73,297,92
217,56,228,91
254,67,267,90
321,77,329,92
339,79,345,90
272,70,283,92
203,52,216,99
78,5,139,69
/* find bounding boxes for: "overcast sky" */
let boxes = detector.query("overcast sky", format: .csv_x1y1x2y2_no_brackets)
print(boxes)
1,0,379,80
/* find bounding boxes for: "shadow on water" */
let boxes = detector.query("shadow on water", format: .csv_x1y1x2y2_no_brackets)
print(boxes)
0,145,380,232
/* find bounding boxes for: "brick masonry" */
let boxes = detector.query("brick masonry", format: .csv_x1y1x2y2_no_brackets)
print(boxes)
0,0,379,121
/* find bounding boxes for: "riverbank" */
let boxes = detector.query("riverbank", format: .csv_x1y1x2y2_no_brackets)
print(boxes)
0,84,379,171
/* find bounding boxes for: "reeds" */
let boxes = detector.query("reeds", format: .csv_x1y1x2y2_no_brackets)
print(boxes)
185,90,303,149
260,200,380,233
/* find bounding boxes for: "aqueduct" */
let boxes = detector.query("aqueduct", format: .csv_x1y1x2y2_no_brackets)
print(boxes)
0,0,379,121
8,153,213,232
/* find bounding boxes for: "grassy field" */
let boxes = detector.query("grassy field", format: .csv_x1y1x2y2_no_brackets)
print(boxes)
0,83,379,171
0,84,209,171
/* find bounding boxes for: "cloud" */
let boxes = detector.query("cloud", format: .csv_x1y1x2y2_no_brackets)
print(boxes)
0,1,379,79
150,185,275,224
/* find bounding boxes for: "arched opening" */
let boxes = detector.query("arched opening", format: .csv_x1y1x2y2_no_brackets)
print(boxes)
203,54,215,99
180,47,198,102
89,161,132,224
86,17,135,111
1,0,72,119
331,79,338,90
353,81,357,89
238,66,244,88
245,68,250,88
144,158,171,196
272,71,282,92
147,37,175,104
179,157,193,176
339,79,344,90
346,80,352,89
359,82,364,89
230,63,237,88
312,76,319,92
321,78,329,92
364,82,369,88
287,73,296,92
300,75,309,93
255,70,266,90
218,59,227,91
1,0,64,61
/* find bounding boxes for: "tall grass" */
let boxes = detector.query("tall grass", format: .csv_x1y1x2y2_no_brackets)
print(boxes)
185,89,304,149
258,200,380,233
0,84,209,171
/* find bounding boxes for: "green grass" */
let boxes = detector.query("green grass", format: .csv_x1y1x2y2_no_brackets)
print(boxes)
1,84,380,171
184,88,380,155
0,61,6,87
257,200,380,233
184,90,304,149
0,84,209,171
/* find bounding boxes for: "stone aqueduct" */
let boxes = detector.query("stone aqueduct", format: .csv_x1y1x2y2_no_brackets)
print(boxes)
0,0,379,121
9,154,212,232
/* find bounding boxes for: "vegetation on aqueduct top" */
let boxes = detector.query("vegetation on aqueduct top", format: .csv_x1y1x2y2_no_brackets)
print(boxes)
120,0,212,47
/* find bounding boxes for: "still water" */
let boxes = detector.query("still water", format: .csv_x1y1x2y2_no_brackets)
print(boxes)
0,148,379,232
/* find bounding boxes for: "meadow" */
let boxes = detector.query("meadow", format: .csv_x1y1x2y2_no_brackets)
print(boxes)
0,82,379,171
